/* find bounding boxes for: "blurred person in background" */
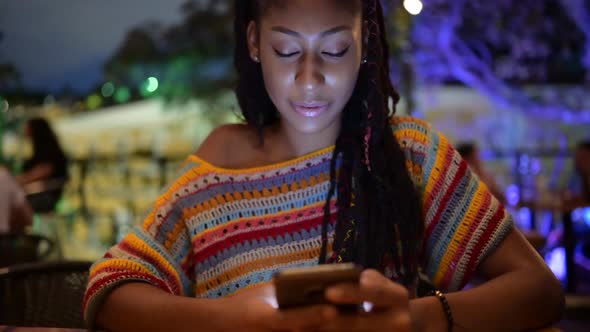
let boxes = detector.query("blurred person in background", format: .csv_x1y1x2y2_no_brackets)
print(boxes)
457,142,507,205
0,166,33,233
16,117,69,213
85,1,563,332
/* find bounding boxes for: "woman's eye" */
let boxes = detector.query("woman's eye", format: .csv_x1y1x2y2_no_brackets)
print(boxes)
323,47,350,58
274,49,300,58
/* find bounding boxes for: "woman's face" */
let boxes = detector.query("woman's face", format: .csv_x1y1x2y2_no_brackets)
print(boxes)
247,0,364,139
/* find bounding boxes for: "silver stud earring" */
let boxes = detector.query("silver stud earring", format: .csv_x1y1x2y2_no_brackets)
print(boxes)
362,58,367,64
253,54,260,62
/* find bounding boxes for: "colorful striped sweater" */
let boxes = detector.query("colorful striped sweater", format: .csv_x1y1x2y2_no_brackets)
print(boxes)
83,117,513,324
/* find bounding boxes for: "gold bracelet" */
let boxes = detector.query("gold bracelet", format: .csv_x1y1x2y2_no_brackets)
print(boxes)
430,290,453,332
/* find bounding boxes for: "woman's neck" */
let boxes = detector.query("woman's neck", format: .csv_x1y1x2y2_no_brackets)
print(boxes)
274,119,340,158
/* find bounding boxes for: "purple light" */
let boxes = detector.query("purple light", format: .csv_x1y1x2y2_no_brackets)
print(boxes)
572,207,590,228
518,207,532,231
531,158,541,175
519,155,530,175
411,0,590,124
545,247,566,281
506,184,520,206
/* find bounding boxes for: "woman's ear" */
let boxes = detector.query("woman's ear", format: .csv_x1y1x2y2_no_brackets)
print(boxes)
247,21,261,63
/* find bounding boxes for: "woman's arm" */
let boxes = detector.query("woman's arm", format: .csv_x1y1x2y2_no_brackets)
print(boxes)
9,198,33,232
317,229,562,332
16,162,54,185
97,282,340,332
411,228,564,332
395,122,564,331
96,283,227,332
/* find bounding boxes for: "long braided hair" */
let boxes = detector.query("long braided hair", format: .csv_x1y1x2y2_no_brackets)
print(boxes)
233,0,423,285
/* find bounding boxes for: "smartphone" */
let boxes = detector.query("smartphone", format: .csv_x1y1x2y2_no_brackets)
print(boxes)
273,263,362,311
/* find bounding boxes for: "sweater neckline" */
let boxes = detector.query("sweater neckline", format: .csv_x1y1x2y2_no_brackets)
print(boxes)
188,145,335,174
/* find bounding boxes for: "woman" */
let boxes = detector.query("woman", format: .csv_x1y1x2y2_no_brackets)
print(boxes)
17,117,68,213
85,1,564,331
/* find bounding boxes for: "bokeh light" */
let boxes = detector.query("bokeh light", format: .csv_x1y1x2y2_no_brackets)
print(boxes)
140,77,159,97
146,77,159,93
545,247,566,281
506,184,520,206
101,82,115,98
403,0,423,15
85,94,103,110
0,97,8,113
114,86,131,103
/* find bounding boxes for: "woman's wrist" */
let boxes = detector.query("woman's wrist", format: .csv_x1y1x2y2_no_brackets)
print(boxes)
409,296,449,332
431,290,454,332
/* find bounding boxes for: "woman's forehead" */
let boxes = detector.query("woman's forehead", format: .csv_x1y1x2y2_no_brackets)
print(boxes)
258,0,361,18
258,0,362,32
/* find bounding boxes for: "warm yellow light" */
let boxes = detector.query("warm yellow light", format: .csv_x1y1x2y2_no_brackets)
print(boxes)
86,94,103,109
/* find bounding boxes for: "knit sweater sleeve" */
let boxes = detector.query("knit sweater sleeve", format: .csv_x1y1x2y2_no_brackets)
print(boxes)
82,157,210,327
393,117,514,292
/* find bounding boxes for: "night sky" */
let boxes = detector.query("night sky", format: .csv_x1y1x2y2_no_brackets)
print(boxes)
0,0,186,94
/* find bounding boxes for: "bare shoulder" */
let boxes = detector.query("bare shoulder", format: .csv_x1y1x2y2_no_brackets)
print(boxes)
195,123,257,168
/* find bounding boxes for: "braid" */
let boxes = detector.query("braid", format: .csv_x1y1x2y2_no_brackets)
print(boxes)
234,0,423,286
320,0,423,285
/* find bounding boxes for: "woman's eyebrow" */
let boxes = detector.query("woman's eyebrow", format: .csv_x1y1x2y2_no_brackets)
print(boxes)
270,25,351,38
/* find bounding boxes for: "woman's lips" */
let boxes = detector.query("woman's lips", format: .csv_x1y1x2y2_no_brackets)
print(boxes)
292,101,330,118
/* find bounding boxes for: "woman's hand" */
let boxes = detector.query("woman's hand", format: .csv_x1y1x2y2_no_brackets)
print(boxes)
320,269,412,332
221,283,339,332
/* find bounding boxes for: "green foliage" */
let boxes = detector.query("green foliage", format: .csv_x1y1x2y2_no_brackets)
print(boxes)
102,0,234,104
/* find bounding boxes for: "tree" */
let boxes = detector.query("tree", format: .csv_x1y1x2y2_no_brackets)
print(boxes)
0,63,20,89
101,0,590,123
0,30,23,164
106,26,163,69
0,30,22,90
102,0,234,103
402,0,590,123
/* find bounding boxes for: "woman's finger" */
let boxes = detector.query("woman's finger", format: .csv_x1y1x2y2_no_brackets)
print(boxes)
325,269,408,310
359,270,408,310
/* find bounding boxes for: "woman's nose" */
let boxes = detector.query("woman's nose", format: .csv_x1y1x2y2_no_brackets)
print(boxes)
295,54,325,92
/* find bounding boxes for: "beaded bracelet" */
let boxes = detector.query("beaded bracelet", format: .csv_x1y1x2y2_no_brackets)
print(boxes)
430,290,453,332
